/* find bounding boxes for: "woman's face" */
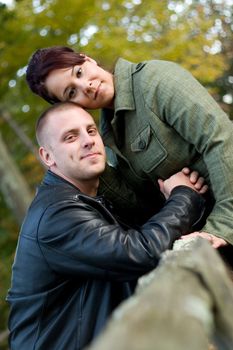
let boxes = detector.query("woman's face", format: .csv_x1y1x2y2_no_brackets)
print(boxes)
44,57,115,109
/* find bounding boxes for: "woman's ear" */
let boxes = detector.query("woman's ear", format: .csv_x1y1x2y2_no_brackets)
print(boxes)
39,146,55,168
84,56,97,65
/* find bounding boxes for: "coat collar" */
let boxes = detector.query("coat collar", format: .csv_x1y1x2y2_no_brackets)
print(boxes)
99,57,135,139
100,58,146,149
114,58,136,112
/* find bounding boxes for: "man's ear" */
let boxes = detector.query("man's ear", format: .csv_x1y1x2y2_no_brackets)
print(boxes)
39,146,55,168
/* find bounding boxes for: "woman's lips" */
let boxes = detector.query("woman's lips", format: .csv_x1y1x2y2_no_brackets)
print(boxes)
94,82,101,100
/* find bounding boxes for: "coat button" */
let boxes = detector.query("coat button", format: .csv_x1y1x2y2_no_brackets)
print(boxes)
136,63,143,70
139,140,146,149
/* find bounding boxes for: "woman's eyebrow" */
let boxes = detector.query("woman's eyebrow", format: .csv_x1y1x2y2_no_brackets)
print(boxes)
63,66,75,99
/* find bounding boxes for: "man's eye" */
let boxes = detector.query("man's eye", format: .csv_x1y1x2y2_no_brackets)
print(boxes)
76,67,82,77
88,128,97,135
65,134,76,142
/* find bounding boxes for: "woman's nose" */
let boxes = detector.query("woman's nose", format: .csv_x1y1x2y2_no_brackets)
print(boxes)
84,81,94,95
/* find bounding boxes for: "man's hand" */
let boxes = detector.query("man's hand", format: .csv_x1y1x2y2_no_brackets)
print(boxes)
180,231,228,249
158,168,208,200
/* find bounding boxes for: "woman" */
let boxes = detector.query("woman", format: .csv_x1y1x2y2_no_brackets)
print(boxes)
26,46,233,247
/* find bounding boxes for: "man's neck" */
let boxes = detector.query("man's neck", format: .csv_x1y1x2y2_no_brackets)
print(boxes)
78,180,99,197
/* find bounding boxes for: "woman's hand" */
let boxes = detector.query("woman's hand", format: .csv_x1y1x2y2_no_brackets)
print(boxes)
180,231,228,249
158,168,208,200
182,167,208,194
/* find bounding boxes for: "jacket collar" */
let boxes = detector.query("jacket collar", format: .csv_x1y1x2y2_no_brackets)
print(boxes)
42,170,114,216
43,170,81,192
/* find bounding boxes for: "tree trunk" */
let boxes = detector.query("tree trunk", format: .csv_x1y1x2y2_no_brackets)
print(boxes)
1,110,39,161
0,133,33,225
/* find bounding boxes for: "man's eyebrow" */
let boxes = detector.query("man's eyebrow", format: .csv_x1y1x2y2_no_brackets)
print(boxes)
63,66,75,99
60,128,78,139
60,122,97,139
87,123,97,128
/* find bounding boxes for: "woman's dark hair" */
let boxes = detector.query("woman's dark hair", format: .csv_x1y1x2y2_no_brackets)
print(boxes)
26,46,86,104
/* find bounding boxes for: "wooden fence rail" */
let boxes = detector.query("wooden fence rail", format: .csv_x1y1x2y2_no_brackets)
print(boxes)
86,238,233,350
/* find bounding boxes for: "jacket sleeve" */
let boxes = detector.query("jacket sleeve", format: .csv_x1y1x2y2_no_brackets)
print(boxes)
38,186,205,282
144,61,233,244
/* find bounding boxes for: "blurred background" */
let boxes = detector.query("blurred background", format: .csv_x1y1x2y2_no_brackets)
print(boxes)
0,0,232,348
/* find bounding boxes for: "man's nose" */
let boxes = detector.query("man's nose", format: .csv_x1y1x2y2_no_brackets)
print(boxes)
82,133,95,148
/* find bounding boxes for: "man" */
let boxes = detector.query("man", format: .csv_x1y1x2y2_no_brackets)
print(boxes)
7,102,206,350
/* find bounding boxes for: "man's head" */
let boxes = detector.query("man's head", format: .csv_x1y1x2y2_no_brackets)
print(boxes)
36,102,106,195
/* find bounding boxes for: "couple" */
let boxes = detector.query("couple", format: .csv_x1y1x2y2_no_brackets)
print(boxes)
7,46,233,350
26,45,233,248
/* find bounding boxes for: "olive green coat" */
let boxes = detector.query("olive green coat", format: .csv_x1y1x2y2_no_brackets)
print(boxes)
100,58,233,244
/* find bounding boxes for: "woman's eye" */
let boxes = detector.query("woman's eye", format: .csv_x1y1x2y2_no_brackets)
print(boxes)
76,67,82,77
68,88,76,99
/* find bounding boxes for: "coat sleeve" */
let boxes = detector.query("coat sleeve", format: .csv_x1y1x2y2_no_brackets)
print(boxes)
144,61,233,244
99,163,165,226
38,186,205,282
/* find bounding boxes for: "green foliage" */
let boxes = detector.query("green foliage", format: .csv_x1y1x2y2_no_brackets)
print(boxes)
0,199,18,332
0,0,232,345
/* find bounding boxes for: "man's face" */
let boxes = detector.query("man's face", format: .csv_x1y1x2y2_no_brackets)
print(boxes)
42,107,106,188
45,57,115,109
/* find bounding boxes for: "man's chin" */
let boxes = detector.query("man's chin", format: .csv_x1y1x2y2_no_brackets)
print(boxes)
87,164,106,178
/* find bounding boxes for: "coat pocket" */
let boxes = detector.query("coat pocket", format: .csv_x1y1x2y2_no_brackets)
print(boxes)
130,125,167,174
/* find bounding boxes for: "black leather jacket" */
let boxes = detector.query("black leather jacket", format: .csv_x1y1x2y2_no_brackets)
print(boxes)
7,170,205,350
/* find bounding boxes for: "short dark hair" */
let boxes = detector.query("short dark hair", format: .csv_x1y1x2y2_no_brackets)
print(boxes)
36,101,80,146
26,46,86,104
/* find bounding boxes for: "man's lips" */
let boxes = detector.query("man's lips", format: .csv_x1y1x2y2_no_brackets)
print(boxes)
81,152,101,160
